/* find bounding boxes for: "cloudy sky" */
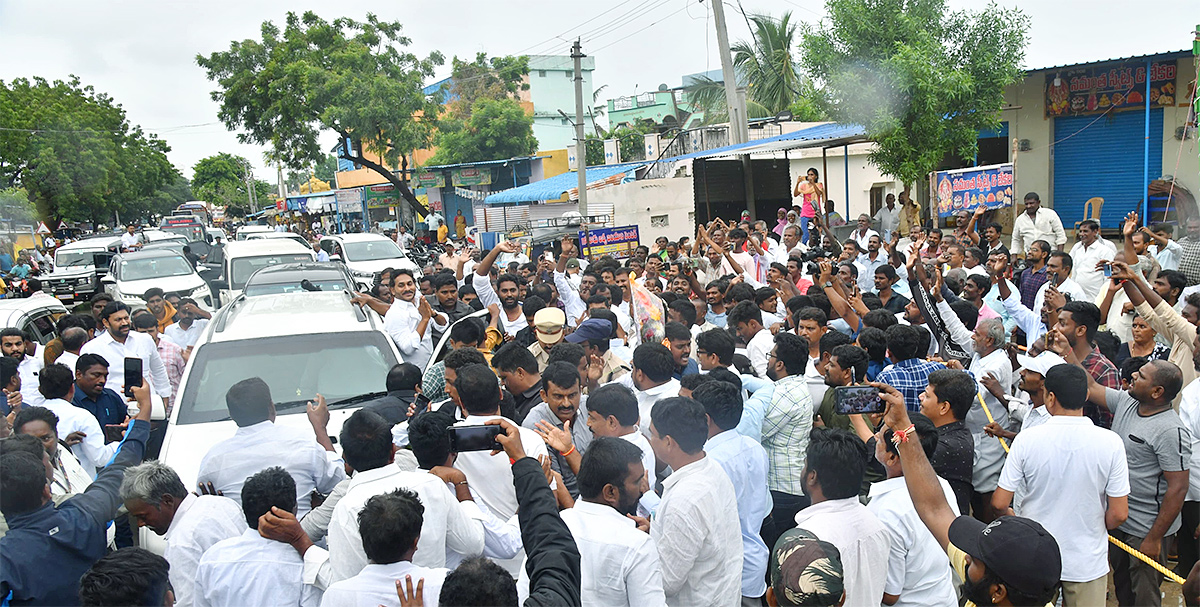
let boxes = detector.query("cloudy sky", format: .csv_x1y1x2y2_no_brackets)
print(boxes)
1,0,1194,184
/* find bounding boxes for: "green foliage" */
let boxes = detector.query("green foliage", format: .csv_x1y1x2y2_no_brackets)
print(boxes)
0,187,38,226
192,153,263,208
427,98,538,165
0,76,175,225
197,11,444,210
686,11,827,124
313,154,339,183
443,53,529,118
801,0,1028,186
125,172,194,220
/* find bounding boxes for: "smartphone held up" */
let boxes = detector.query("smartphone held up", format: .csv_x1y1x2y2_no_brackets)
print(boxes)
833,385,885,415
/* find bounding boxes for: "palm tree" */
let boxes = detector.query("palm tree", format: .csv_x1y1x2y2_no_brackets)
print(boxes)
686,10,823,124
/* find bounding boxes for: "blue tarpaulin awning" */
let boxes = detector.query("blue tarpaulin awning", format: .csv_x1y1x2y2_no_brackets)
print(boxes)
484,163,645,205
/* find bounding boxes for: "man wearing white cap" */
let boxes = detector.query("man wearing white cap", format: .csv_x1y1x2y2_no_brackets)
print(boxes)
528,307,566,372
985,351,1067,440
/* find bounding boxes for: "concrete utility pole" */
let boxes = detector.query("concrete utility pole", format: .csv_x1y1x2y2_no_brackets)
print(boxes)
572,39,588,217
710,0,755,218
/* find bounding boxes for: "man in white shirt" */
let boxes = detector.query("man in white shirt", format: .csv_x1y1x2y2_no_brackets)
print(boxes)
692,381,771,604
473,241,526,336
1179,366,1200,580
793,427,890,606
1010,192,1067,257
1032,251,1088,322
993,363,1130,606
327,409,484,581
850,214,880,252
610,344,681,436
119,461,247,607
384,269,446,369
584,383,661,516
394,224,416,252
559,436,666,607
120,224,140,250
1069,219,1117,301
449,363,548,536
727,301,773,378
56,326,87,373
193,467,323,607
162,300,212,350
856,235,888,293
874,193,902,241
323,489,450,607
867,414,959,607
196,378,346,519
80,302,171,402
648,396,742,607
33,363,118,478
2,328,44,407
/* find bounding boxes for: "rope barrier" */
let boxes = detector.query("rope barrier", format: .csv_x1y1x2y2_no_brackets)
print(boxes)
977,392,1184,584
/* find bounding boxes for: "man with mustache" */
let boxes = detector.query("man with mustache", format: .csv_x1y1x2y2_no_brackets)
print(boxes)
80,301,171,407
525,362,591,499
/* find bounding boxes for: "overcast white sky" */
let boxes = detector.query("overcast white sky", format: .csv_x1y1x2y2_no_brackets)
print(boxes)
1,0,1194,184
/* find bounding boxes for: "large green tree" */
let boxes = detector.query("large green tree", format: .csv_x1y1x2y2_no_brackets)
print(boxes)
192,153,272,210
126,172,194,219
426,98,538,166
197,11,443,214
0,76,175,226
802,0,1028,187
441,53,529,118
687,11,827,124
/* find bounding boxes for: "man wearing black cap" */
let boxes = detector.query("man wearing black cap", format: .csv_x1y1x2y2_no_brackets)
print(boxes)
566,318,630,390
875,382,1063,607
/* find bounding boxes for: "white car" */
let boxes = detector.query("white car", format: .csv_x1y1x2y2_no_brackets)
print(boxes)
102,249,214,310
210,240,317,306
147,290,402,552
41,236,122,302
235,225,274,241
244,231,311,248
319,233,420,291
0,298,68,345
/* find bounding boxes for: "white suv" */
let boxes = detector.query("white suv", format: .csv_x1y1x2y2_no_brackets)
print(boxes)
319,233,420,291
102,249,214,310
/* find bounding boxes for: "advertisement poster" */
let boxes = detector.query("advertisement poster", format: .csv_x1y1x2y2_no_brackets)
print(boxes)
364,184,398,209
579,225,640,258
412,171,445,189
934,163,1015,218
452,167,492,187
335,188,364,214
1045,60,1178,117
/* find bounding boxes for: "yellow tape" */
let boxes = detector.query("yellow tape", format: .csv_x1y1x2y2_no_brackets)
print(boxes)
1107,534,1187,585
976,395,1184,585
977,392,1011,453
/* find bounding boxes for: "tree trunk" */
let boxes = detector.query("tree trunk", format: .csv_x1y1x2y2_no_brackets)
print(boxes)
338,151,429,217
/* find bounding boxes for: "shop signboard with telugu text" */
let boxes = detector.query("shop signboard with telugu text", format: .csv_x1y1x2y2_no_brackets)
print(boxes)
364,184,398,209
579,225,640,258
452,167,491,187
934,163,1014,218
1045,59,1178,117
412,171,445,189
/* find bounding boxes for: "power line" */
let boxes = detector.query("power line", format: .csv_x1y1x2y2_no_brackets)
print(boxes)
510,0,641,57
592,4,694,53
582,0,676,43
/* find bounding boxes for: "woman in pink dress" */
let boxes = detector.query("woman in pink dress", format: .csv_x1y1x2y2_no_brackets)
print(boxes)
793,168,825,245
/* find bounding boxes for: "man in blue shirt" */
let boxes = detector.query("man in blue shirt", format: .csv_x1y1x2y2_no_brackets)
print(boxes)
875,324,946,411
71,353,129,428
665,322,699,380
0,379,152,606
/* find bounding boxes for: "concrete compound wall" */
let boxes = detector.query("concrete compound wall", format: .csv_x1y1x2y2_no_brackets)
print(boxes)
590,176,695,242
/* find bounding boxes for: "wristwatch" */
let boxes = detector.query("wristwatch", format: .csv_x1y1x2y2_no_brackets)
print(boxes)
822,281,834,289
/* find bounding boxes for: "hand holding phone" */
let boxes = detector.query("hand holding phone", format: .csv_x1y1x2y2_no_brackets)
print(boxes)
449,425,504,452
833,385,885,415
123,357,143,400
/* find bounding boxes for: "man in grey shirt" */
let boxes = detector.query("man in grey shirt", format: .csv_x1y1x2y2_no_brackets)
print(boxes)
523,362,591,498
1058,330,1193,607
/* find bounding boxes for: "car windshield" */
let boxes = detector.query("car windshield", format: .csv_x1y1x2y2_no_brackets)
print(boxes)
119,256,194,281
230,254,315,289
175,332,397,424
244,277,350,297
55,250,101,268
342,239,403,262
161,225,205,242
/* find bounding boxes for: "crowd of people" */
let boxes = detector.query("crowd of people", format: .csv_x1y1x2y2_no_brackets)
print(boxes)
2,192,1200,607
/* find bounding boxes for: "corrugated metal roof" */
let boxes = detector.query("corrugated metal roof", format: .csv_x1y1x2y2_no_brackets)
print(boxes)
1026,50,1190,73
652,122,868,164
484,163,645,204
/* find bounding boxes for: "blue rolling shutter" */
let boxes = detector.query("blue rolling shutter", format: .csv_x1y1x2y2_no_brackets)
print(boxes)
1052,109,1162,227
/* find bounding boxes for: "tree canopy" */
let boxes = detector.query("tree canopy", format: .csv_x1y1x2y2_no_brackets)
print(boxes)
197,11,443,214
802,0,1028,186
192,152,272,210
427,98,538,166
0,76,176,226
441,53,530,119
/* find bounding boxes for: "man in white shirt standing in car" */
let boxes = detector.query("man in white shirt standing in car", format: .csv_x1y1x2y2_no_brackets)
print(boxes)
354,268,447,370
992,364,1129,606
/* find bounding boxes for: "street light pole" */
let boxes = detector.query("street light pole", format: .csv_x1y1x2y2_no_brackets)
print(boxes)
572,39,588,218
